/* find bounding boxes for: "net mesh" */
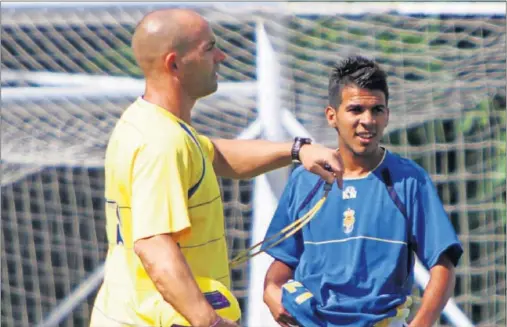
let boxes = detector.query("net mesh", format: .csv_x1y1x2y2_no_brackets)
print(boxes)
1,3,505,327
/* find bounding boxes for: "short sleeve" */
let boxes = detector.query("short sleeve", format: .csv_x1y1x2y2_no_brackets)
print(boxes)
411,172,463,269
197,135,215,163
131,143,191,242
262,173,304,269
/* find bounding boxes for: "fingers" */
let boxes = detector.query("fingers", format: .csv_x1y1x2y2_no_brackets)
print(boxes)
221,318,239,327
277,319,291,327
266,295,298,327
282,314,299,326
321,162,343,189
325,150,344,189
311,164,336,185
274,311,291,327
299,144,344,188
334,167,344,190
278,312,299,327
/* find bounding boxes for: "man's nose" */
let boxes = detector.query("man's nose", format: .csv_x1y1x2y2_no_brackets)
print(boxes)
215,48,226,62
360,110,375,125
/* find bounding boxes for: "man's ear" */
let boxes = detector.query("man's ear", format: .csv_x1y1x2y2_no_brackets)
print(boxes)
164,52,178,73
325,106,337,128
385,107,390,127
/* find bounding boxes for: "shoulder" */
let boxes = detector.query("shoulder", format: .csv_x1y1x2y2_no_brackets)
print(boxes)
289,165,321,190
197,134,215,161
126,126,189,163
384,150,431,185
123,99,189,145
277,165,323,213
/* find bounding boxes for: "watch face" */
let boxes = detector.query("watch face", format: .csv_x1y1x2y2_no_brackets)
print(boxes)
300,138,311,144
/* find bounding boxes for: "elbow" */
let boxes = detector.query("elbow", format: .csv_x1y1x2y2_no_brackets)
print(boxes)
134,241,156,274
232,171,256,180
263,278,277,307
134,239,171,282
226,171,246,180
133,240,144,258
134,239,152,262
262,287,270,306
135,243,173,295
215,168,251,180
216,162,250,179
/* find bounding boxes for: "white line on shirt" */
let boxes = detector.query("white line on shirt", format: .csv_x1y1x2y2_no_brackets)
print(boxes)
304,235,407,246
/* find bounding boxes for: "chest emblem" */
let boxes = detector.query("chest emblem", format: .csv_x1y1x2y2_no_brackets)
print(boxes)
342,186,357,199
342,208,356,234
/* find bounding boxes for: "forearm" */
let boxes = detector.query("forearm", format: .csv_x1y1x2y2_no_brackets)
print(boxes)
264,260,294,300
212,139,292,179
263,260,297,326
135,234,218,327
265,260,295,287
409,255,455,327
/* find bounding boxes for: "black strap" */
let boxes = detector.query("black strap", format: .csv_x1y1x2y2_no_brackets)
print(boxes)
381,168,415,276
296,179,325,216
381,168,409,221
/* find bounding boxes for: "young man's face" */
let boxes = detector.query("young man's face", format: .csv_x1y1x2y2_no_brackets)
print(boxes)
325,85,389,157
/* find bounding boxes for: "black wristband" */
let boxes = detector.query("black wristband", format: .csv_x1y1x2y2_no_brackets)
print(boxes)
291,137,312,163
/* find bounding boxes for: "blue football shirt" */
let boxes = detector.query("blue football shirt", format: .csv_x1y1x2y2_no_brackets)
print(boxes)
262,149,463,327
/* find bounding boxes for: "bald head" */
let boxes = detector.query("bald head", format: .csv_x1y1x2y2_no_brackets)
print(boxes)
131,9,207,76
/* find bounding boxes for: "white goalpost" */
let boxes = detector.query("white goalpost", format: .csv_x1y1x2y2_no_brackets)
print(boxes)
2,2,505,327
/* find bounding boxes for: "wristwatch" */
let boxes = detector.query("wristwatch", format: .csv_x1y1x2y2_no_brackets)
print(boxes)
291,137,312,163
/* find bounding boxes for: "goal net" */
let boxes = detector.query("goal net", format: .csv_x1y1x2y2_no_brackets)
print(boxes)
1,2,505,327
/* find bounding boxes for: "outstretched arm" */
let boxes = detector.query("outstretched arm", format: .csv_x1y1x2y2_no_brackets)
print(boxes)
211,138,343,185
408,254,456,327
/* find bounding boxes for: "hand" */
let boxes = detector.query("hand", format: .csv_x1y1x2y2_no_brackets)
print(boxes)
194,313,238,327
298,144,344,188
264,284,300,327
215,318,239,327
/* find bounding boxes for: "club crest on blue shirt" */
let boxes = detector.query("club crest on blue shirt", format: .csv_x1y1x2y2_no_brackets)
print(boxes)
342,186,357,199
342,208,355,234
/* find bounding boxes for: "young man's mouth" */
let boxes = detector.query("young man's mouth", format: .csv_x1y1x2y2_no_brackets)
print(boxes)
356,132,376,144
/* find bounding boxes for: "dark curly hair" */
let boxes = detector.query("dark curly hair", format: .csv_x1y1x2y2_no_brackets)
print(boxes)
328,56,389,108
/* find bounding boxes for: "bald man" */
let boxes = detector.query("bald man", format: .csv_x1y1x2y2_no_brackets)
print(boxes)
90,9,344,327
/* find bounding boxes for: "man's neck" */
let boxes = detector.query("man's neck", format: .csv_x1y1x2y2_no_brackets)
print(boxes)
340,146,385,178
143,83,195,125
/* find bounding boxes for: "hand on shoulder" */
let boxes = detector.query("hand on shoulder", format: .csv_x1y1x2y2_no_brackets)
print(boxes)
298,143,344,188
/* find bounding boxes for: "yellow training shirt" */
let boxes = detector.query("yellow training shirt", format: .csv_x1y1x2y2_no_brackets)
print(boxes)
90,97,229,326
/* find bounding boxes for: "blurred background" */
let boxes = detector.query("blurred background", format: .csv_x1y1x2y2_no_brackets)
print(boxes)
1,1,505,327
